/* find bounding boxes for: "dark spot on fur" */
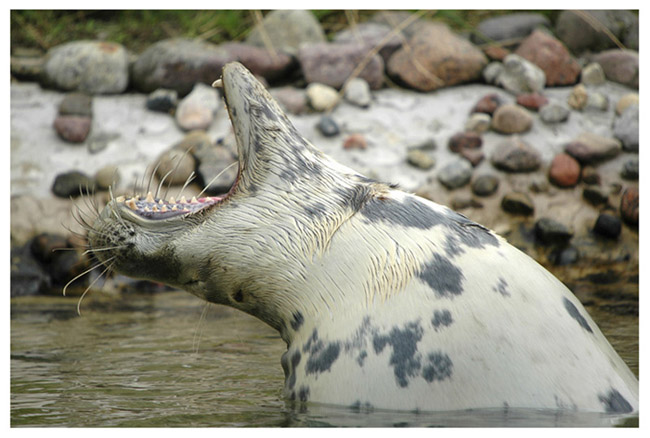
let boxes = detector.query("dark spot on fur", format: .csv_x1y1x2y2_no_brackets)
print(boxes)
233,289,244,303
333,184,374,213
357,350,368,367
373,321,423,388
298,385,310,402
305,342,341,375
302,329,319,353
280,351,290,379
303,202,327,219
290,311,304,331
422,351,453,382
563,297,593,333
418,254,465,297
360,197,446,230
431,310,453,330
599,389,633,414
493,277,510,297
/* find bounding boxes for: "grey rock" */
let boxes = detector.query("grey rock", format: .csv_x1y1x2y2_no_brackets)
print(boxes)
550,246,579,266
316,116,340,137
334,22,403,63
94,165,120,190
271,86,308,115
483,62,504,85
87,132,119,154
58,92,93,116
471,174,500,197
185,131,238,194
10,55,44,81
491,137,541,172
437,159,473,189
43,40,129,94
593,213,622,239
592,49,639,89
146,88,178,113
491,103,533,134
581,62,606,86
370,11,426,39
465,113,491,133
501,191,534,215
175,83,220,131
534,217,573,245
407,138,437,151
539,101,570,123
621,158,639,180
11,243,51,297
582,186,609,206
406,150,435,170
51,171,95,198
564,132,622,164
616,93,639,115
586,92,609,111
344,78,372,108
246,10,326,55
613,105,639,152
473,13,550,44
555,10,639,54
496,54,546,94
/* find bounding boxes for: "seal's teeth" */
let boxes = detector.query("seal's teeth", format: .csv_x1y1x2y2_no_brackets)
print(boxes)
171,205,178,211
180,196,187,204
212,78,223,88
169,196,176,204
191,196,198,204
144,206,151,212
146,192,155,203
126,199,137,210
116,195,125,203
161,205,168,212
183,207,190,212
152,206,159,212
158,199,164,205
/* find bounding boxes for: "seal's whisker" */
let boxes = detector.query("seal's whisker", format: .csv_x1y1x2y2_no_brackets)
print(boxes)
82,245,126,256
155,168,175,200
192,301,211,354
63,255,116,297
76,259,116,316
146,160,164,197
163,149,192,201
176,171,196,201
196,161,238,199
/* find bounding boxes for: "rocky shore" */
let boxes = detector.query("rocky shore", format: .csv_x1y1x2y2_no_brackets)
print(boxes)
10,10,638,308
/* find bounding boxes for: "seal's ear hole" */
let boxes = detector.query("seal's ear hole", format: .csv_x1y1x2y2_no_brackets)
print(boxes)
233,289,244,303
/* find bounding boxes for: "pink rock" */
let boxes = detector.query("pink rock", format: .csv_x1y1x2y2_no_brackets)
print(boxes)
53,115,91,143
515,29,581,86
516,93,549,111
343,134,367,150
549,153,581,187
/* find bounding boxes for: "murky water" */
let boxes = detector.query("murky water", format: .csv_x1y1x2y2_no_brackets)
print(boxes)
11,283,638,427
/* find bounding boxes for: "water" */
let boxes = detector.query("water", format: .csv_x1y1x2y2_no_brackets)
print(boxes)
11,287,638,427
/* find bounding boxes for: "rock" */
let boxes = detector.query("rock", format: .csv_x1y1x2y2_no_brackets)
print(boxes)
516,93,548,111
472,175,500,197
156,147,197,186
175,83,220,131
246,10,326,55
387,22,487,92
271,86,308,115
581,166,601,185
333,22,403,63
534,218,573,245
555,10,639,53
343,78,372,108
94,165,120,190
483,62,505,85
450,195,483,210
146,88,178,113
551,246,579,266
581,63,606,86
496,54,546,94
408,138,437,151
585,92,609,111
11,244,51,297
529,178,550,193
58,92,93,116
471,93,504,115
343,134,368,150
501,192,534,215
86,132,119,154
592,49,639,89
472,13,550,44
316,116,340,137
465,113,491,133
539,101,570,123
406,150,435,170
459,148,485,167
10,53,44,81
370,11,426,39
43,40,129,94
491,104,533,134
613,105,639,152
564,132,622,164
299,42,384,90
568,84,588,110
448,132,482,153
219,42,295,82
482,45,510,61
610,183,623,196
616,93,639,115
593,213,622,239
515,30,580,86
53,115,92,143
190,133,238,194
306,83,340,111
620,187,639,226
30,233,69,264
621,158,639,181
437,159,473,189
51,171,95,198
491,137,541,172
50,249,89,285
582,186,609,206
548,153,581,188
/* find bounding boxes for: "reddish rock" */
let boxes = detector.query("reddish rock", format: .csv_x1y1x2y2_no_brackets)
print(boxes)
548,153,581,187
483,45,510,61
515,29,581,86
387,23,487,92
53,115,91,143
471,94,503,115
564,133,622,164
516,93,549,111
448,132,482,153
459,148,485,167
620,187,639,226
343,134,367,150
592,49,639,89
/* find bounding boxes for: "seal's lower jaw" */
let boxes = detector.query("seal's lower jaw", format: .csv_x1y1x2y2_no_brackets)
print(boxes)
116,193,225,222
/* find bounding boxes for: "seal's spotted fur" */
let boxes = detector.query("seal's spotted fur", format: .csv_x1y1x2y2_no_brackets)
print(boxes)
89,63,638,414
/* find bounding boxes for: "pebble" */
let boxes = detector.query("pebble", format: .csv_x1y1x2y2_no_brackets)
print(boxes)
343,78,372,108
437,159,473,189
616,93,639,115
465,113,491,133
621,158,639,180
593,213,622,239
613,105,639,152
482,45,510,61
146,88,178,113
548,153,581,188
471,94,503,115
529,178,550,193
334,22,402,63
483,62,504,85
564,132,622,164
551,246,580,266
451,195,483,210
86,132,119,154
306,83,340,112
534,217,573,245
516,93,548,111
10,244,51,297
471,175,500,197
370,11,426,39
316,116,340,137
406,150,435,170
491,104,533,134
10,52,44,82
620,187,639,226
592,49,639,89
496,54,546,94
568,84,588,110
343,134,367,150
156,147,197,186
448,132,482,153
581,166,601,185
514,30,581,86
586,92,609,111
175,83,220,131
195,142,238,195
582,186,609,206
246,10,326,55
51,171,95,198
581,62,606,86
491,137,541,172
53,115,92,143
501,191,534,215
459,148,485,167
58,92,93,116
94,165,120,190
472,13,550,44
539,101,570,123
30,233,69,264
51,248,89,285
555,10,638,53
271,87,308,115
407,138,437,151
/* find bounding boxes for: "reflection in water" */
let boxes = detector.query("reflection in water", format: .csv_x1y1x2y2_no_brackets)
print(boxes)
11,290,638,427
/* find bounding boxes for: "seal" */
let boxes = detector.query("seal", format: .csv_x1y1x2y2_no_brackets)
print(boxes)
87,62,638,415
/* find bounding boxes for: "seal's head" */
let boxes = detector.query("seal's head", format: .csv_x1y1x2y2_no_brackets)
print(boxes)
89,62,381,339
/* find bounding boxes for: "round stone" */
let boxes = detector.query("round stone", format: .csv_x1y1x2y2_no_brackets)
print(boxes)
316,116,340,137
548,153,581,188
501,191,534,215
534,218,573,245
471,175,500,197
406,150,435,170
593,213,622,239
306,83,340,111
491,104,533,134
437,159,473,189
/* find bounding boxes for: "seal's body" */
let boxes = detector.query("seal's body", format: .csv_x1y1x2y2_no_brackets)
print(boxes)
89,62,638,415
